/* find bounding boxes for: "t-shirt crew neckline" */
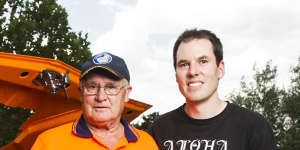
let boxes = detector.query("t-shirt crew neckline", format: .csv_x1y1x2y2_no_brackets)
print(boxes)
179,101,232,125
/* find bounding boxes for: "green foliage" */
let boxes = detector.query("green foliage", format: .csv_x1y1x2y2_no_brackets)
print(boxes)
132,112,160,130
229,58,300,150
0,0,92,69
280,57,300,150
284,57,300,120
0,104,33,147
0,0,92,147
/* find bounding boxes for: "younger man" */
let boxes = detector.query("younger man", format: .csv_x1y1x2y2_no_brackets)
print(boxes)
147,29,277,150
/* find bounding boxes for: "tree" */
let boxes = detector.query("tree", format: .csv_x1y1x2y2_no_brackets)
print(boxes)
132,112,160,130
228,59,300,150
280,57,300,150
0,0,91,69
0,0,92,147
0,104,33,147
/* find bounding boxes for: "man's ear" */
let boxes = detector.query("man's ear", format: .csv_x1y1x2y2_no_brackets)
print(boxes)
217,60,225,79
175,69,179,83
124,85,132,103
78,86,83,102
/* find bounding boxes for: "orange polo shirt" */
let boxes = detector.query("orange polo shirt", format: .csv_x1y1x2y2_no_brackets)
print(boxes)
31,115,158,150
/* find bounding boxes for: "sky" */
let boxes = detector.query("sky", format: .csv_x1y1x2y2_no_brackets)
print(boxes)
58,0,300,122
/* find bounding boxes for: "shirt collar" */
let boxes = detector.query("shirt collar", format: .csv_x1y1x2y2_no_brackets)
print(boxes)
72,115,139,142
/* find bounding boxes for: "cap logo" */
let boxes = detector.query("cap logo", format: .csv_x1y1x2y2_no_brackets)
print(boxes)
93,53,112,64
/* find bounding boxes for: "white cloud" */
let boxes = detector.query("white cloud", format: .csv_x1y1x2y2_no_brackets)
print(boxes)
87,0,300,120
97,0,114,6
97,0,136,11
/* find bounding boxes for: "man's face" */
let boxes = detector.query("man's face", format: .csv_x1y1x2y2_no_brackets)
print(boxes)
80,73,131,126
175,38,224,103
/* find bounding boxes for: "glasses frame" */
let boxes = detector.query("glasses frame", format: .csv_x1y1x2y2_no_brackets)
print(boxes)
82,82,128,96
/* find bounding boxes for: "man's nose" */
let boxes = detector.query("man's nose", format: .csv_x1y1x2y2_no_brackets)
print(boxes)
188,62,200,76
95,87,107,101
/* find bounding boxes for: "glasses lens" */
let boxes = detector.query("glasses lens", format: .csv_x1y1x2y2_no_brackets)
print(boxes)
85,83,97,94
84,82,127,95
105,86,119,95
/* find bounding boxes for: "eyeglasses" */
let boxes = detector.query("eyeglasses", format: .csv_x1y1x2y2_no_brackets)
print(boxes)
83,82,128,95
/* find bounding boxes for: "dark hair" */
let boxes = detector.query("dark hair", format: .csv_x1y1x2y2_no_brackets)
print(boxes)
173,29,223,69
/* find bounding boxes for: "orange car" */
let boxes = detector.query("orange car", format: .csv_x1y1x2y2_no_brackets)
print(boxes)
0,52,151,150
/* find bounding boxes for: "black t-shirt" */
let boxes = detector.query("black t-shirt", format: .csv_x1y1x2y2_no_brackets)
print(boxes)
147,102,277,150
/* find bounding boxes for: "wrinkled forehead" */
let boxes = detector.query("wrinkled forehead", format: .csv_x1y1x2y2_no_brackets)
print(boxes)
81,73,127,88
81,68,121,81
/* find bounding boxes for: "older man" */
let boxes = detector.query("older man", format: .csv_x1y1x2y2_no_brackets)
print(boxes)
31,52,158,150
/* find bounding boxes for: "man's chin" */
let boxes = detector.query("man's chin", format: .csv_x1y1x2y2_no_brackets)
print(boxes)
185,95,208,103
